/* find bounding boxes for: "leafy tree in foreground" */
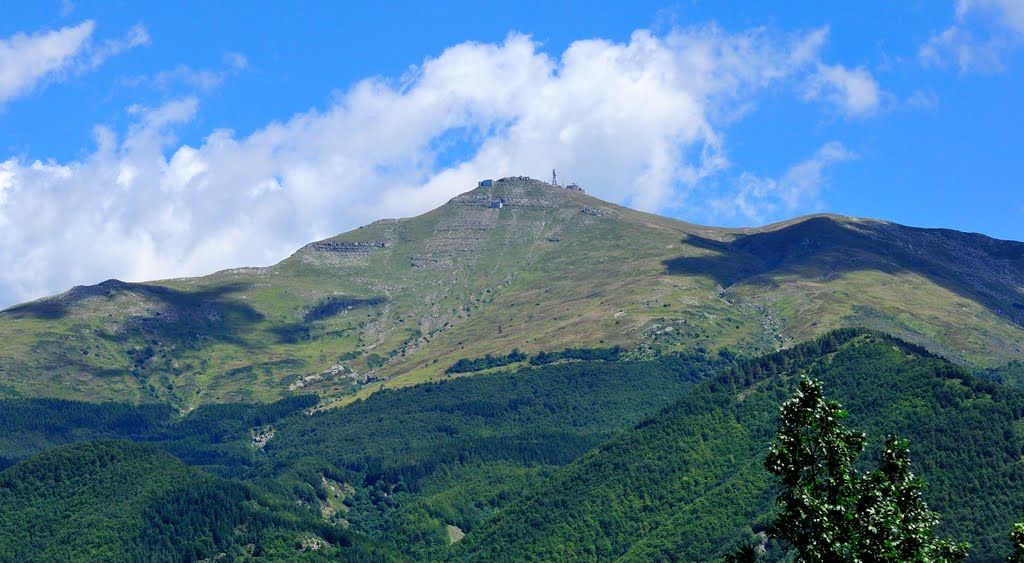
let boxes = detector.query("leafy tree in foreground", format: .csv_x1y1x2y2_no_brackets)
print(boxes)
1010,520,1024,562
762,377,968,562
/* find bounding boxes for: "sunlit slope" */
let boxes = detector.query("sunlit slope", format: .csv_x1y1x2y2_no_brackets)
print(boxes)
0,176,1021,407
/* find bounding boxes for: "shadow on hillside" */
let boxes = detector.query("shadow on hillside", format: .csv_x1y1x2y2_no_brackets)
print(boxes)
304,296,387,323
271,295,388,344
664,216,1024,328
2,279,265,348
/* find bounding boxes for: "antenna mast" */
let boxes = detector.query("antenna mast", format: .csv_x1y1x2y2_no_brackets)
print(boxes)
552,168,557,187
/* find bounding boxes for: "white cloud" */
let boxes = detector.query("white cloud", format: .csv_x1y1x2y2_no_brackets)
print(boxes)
921,0,1024,73
920,24,1007,72
138,65,225,92
0,21,148,107
0,21,94,104
801,63,881,117
0,26,862,306
905,89,940,110
223,52,248,70
123,52,248,93
958,0,1024,33
83,23,149,70
709,142,856,224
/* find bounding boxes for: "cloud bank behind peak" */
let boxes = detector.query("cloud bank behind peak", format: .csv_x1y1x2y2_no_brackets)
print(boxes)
0,24,872,306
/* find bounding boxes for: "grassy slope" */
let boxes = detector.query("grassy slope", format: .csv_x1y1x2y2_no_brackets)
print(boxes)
454,330,1024,561
0,177,1021,408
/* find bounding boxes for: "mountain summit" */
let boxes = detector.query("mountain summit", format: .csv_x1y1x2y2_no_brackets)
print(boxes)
1,176,1022,408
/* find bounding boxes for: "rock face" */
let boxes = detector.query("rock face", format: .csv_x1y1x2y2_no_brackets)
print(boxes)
310,240,391,253
449,192,491,206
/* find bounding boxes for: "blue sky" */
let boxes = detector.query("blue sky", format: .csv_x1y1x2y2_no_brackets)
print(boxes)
0,1,1022,306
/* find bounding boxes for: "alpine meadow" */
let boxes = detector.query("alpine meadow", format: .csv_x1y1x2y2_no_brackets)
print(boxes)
1,2,1024,562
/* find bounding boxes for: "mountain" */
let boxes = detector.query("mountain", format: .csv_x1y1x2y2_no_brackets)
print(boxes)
453,329,1024,561
1,176,1022,408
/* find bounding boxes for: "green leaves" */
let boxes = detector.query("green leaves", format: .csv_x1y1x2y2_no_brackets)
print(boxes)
766,378,866,560
765,377,968,562
1009,520,1024,562
854,437,969,562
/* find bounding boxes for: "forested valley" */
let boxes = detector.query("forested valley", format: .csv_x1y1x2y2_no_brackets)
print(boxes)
4,329,1024,560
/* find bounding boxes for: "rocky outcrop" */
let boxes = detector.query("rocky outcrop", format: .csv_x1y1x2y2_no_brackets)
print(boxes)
449,192,492,206
496,176,533,184
310,240,390,253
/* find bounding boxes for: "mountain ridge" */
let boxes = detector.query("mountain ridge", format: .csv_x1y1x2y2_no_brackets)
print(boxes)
1,176,1022,408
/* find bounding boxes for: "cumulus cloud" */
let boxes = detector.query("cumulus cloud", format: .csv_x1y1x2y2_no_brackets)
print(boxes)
921,0,1024,73
801,63,881,117
0,26,865,306
0,20,147,107
709,142,856,224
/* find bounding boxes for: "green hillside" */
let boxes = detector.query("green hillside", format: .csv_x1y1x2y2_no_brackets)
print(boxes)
454,330,1024,561
0,177,1022,409
0,440,396,562
4,330,1024,560
0,352,724,560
